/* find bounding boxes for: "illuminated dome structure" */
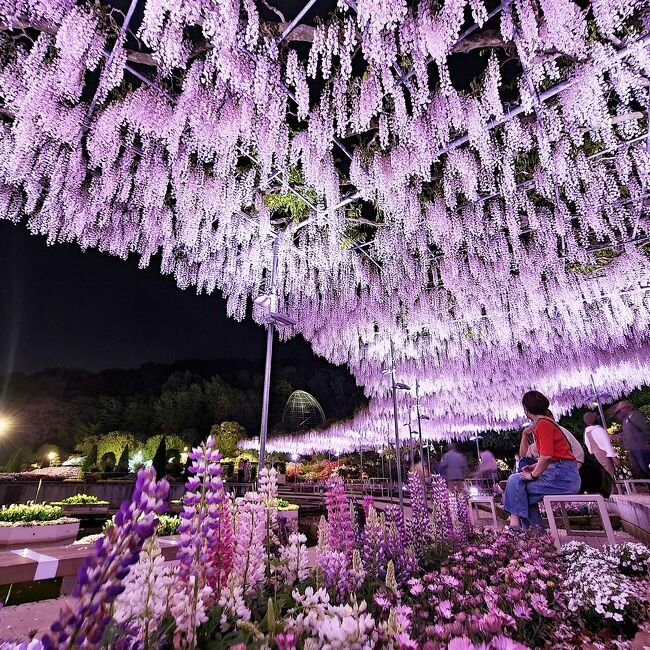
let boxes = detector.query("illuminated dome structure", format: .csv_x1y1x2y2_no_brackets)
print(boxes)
282,391,326,431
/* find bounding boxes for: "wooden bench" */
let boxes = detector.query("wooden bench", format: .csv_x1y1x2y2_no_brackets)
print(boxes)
0,536,180,588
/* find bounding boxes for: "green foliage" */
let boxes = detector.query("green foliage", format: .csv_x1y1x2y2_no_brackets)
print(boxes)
5,448,25,473
104,513,179,536
98,431,137,463
152,435,167,479
262,166,318,221
116,444,129,473
81,443,98,474
210,421,245,458
100,451,116,471
274,499,298,511
51,494,107,505
0,502,64,522
143,434,185,462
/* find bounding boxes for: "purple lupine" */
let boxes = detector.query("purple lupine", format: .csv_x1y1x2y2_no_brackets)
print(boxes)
430,473,453,541
385,504,416,582
177,436,224,587
450,491,472,543
362,506,387,580
324,475,355,553
41,468,169,649
319,548,352,604
407,469,431,557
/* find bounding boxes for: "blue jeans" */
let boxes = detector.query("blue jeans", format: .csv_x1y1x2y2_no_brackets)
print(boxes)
503,460,580,530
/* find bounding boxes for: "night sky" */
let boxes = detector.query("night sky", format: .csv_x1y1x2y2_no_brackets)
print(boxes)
0,220,314,374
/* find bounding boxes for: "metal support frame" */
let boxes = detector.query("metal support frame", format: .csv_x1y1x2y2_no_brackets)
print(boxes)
415,380,426,484
258,237,279,472
389,340,405,514
87,0,139,120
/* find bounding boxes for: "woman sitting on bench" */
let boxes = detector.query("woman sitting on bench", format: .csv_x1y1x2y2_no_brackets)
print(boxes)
504,390,581,531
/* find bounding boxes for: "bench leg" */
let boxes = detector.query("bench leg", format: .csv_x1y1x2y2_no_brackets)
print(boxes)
490,500,498,527
543,496,562,550
559,502,571,535
595,495,617,545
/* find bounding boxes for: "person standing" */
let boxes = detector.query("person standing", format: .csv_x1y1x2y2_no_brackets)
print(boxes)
439,442,468,491
583,411,620,478
608,401,650,479
475,449,499,481
503,391,580,531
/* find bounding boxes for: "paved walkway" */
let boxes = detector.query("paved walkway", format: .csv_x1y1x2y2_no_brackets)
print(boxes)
1,596,68,642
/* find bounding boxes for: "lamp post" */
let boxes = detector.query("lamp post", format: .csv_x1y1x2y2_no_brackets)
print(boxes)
590,374,608,430
256,238,297,473
387,339,410,514
470,435,482,461
414,380,429,485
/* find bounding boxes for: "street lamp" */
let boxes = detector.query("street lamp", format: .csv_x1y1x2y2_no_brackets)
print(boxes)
0,416,12,435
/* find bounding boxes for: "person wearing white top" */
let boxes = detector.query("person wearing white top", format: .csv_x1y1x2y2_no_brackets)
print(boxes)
583,411,620,477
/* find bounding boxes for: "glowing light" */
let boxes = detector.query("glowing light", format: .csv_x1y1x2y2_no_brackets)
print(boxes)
469,487,479,497
291,453,299,461
0,416,12,435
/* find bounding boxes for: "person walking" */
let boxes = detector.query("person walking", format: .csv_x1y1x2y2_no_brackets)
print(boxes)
439,442,468,491
583,411,620,478
608,401,650,479
475,449,499,481
503,391,580,531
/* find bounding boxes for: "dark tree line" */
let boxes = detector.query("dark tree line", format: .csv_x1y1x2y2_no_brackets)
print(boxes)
0,358,367,462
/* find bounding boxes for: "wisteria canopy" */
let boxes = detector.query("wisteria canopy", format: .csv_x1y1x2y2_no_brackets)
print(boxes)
1,0,650,449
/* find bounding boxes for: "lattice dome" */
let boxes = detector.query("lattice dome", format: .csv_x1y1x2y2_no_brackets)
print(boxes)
282,390,326,431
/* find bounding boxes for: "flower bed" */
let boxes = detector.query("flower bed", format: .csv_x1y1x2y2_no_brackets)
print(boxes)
0,437,647,650
49,494,110,516
0,503,79,549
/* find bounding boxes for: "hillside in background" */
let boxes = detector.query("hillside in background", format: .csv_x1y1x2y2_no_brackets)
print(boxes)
0,358,367,463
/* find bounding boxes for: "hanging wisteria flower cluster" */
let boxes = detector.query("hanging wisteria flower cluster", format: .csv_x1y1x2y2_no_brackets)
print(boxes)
1,0,650,434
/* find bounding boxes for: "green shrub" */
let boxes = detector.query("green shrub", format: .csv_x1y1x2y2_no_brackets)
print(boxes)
81,444,98,474
104,513,179,537
152,436,166,479
51,494,107,505
0,502,64,522
100,451,116,471
116,445,129,473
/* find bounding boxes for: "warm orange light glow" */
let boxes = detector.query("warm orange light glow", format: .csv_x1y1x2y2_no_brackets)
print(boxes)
0,416,11,435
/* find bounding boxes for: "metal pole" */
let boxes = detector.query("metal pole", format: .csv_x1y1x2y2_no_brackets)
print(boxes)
426,443,432,475
258,238,279,473
590,374,608,430
360,444,363,479
475,436,481,461
415,380,426,485
380,448,385,480
408,428,415,468
390,340,405,514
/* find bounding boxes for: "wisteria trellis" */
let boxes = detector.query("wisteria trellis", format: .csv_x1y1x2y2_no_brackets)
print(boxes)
1,0,650,443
